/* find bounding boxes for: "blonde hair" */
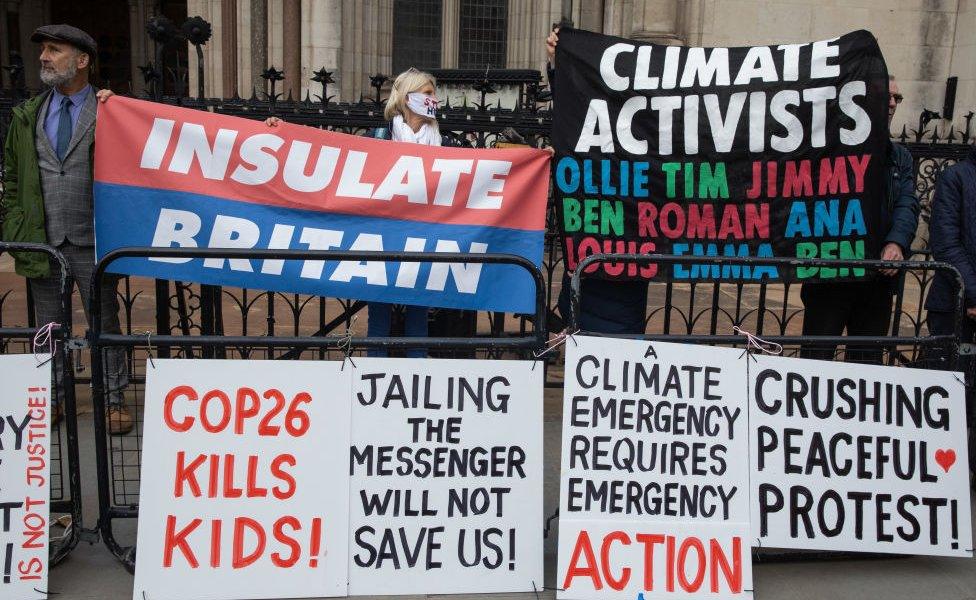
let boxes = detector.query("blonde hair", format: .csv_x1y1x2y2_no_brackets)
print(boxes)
384,67,438,122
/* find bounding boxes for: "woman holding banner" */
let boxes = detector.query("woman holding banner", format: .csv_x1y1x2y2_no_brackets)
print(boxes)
265,69,471,357
361,68,446,357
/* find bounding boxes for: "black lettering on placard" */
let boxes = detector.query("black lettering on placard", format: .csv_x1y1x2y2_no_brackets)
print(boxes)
354,368,529,577
754,365,965,551
0,413,32,451
353,525,445,570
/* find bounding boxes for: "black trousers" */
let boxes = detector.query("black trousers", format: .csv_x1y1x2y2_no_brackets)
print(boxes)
927,311,975,372
799,281,894,364
928,310,976,476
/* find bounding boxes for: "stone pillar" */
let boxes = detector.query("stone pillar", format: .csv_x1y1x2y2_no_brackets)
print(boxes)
251,0,268,96
339,0,392,102
127,0,149,95
441,0,459,68
17,0,46,90
603,0,632,38
221,0,238,97
0,0,11,88
282,0,300,98
507,0,561,70
628,0,683,44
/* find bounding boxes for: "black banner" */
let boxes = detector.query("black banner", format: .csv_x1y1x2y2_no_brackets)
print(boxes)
552,28,889,281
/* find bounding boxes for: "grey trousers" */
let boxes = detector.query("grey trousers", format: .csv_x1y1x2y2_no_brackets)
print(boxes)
31,243,128,405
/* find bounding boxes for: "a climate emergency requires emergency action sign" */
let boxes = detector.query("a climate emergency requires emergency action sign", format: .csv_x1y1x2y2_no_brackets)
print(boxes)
552,28,888,282
348,358,543,594
0,355,51,600
94,97,551,313
133,360,352,600
558,336,752,599
750,354,973,556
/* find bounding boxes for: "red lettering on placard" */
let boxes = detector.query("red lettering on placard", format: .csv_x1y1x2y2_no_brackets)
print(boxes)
200,390,232,433
600,531,631,591
677,537,706,592
271,454,297,500
258,389,286,436
163,515,201,568
164,385,197,432
562,530,602,590
636,533,665,591
233,517,267,569
710,537,743,593
234,387,260,434
271,516,302,567
174,451,206,497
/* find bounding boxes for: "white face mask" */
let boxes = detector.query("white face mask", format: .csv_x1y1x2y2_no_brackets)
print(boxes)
406,92,439,118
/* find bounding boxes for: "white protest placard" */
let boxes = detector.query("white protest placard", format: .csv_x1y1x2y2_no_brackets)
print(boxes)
0,355,51,600
133,360,352,600
750,354,973,556
348,358,544,595
558,336,752,599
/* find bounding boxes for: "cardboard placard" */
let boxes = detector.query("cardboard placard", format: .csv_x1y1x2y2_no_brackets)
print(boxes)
750,354,974,556
558,337,752,598
0,355,52,600
348,358,544,595
133,360,352,600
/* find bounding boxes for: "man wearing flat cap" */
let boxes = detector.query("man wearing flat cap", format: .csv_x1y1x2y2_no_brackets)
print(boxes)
0,24,133,434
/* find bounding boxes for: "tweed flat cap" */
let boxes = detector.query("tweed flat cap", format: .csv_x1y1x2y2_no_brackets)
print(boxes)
31,24,97,56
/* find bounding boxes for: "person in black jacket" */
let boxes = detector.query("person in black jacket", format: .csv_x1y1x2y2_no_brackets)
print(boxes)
799,76,921,364
926,145,976,475
547,24,649,334
926,145,976,361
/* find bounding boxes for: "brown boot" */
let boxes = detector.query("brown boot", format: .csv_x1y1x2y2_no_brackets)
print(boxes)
107,405,135,435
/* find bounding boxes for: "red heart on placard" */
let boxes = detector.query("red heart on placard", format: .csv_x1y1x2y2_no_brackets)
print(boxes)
935,449,957,473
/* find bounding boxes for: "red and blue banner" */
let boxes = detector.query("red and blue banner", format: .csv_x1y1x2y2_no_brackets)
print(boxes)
94,97,551,313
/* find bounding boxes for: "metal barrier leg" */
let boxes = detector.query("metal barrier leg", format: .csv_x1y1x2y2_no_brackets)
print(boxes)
0,242,85,565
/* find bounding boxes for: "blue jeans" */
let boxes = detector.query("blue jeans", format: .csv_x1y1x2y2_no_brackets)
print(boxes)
366,303,428,358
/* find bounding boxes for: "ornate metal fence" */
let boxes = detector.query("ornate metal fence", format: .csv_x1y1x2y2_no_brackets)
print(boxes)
1,14,974,386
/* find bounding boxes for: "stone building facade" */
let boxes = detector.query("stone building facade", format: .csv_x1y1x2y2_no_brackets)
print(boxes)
2,0,974,134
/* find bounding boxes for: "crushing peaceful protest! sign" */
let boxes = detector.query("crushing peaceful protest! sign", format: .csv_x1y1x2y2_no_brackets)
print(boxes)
552,28,889,281
750,354,973,556
94,97,551,313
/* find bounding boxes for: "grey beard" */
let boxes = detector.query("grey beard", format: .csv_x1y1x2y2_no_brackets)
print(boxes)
39,63,77,88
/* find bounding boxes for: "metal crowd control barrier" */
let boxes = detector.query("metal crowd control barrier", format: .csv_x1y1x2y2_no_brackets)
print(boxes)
569,253,965,369
569,252,971,561
0,242,85,565
87,247,548,571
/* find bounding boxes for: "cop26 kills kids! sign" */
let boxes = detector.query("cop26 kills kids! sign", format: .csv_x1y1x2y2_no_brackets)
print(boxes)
94,97,550,313
552,28,889,281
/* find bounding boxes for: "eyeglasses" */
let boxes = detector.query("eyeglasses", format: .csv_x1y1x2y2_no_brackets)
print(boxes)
890,94,904,104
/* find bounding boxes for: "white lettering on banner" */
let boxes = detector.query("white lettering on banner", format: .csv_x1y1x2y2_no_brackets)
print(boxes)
147,210,490,294
598,37,841,91
580,36,872,156
138,120,513,209
574,80,869,156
